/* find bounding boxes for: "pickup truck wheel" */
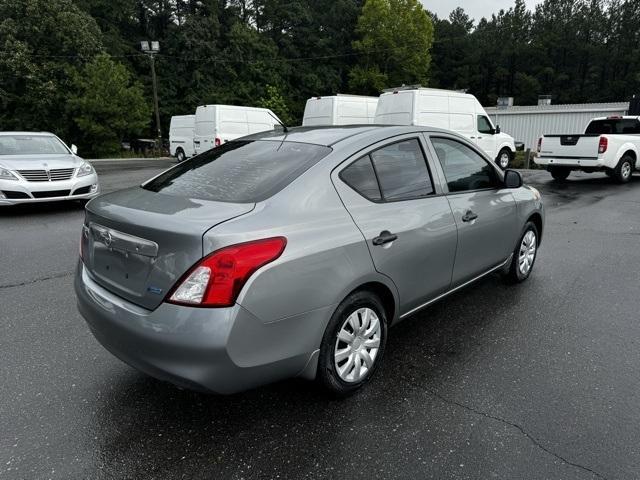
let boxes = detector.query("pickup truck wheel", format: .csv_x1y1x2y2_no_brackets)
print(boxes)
613,155,634,183
505,221,539,284
496,149,512,170
550,167,571,182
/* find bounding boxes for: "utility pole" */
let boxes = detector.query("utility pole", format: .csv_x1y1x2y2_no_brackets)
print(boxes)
141,41,162,148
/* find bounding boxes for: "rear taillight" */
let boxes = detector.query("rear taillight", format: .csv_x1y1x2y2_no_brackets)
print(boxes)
167,237,287,307
537,137,542,153
214,137,221,147
598,136,608,154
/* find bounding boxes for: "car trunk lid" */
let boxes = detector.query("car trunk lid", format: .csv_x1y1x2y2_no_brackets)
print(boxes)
82,187,254,310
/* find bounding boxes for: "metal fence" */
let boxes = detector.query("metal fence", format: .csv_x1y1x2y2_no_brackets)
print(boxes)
485,102,630,150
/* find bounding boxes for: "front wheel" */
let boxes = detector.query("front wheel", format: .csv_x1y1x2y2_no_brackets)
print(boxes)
505,221,539,283
317,291,387,396
496,148,512,170
613,155,634,183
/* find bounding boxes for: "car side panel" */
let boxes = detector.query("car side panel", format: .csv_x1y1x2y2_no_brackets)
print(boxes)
202,169,398,326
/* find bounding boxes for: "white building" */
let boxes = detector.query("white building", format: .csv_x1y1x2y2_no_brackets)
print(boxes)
485,102,629,150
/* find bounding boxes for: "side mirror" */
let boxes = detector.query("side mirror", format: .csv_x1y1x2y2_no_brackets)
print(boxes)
504,169,522,189
71,144,78,155
494,125,501,134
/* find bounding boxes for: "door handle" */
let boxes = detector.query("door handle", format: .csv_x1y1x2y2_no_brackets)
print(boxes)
372,230,398,246
462,211,478,222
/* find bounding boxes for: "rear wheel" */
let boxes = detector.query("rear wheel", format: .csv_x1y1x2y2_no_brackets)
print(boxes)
496,148,512,170
317,291,387,396
550,167,571,182
613,155,634,183
505,221,539,283
176,148,186,163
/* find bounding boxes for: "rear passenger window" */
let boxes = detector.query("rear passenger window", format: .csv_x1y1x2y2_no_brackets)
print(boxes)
340,156,382,201
431,137,500,193
370,139,434,201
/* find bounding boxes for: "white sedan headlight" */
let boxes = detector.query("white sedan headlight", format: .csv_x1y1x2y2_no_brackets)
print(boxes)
0,166,18,181
76,162,94,177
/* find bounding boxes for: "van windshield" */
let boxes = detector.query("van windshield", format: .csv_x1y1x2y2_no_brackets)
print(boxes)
143,140,332,203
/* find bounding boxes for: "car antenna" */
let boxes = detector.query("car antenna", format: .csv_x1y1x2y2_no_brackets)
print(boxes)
268,112,288,133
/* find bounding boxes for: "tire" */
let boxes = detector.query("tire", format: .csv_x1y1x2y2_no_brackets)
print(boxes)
613,155,634,184
317,291,388,396
176,148,186,163
496,148,512,170
550,167,571,182
505,221,539,283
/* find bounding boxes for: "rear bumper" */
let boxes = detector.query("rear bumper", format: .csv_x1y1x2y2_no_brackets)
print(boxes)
74,262,315,394
0,173,99,205
534,156,605,169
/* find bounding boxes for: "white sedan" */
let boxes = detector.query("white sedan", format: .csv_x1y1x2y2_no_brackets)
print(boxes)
0,132,99,206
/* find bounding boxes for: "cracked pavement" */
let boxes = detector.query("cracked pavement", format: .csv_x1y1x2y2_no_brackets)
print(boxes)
1,163,639,479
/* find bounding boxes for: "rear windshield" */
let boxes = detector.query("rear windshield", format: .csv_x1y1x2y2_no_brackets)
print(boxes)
585,119,640,134
143,140,332,203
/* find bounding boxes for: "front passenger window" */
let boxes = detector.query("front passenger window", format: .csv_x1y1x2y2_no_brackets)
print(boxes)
477,116,494,134
432,137,501,193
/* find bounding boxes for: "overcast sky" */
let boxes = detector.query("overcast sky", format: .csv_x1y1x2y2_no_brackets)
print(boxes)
422,0,541,22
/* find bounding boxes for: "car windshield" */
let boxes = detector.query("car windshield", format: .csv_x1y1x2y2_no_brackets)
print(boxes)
143,140,332,203
0,135,69,155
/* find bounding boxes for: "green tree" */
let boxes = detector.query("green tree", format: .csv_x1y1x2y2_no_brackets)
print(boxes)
257,85,293,125
68,54,150,157
0,0,103,136
349,0,434,94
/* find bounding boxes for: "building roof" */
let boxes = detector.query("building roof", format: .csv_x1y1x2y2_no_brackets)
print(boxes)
486,102,629,115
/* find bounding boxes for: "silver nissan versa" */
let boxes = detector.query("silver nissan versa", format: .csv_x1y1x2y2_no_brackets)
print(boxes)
75,126,544,395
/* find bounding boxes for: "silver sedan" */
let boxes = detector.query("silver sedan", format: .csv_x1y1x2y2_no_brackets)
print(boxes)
75,125,544,396
0,132,99,206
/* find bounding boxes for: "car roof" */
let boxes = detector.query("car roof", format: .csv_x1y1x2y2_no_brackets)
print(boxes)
242,125,458,147
0,131,55,136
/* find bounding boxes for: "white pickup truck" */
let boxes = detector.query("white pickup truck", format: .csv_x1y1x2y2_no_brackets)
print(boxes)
535,116,640,183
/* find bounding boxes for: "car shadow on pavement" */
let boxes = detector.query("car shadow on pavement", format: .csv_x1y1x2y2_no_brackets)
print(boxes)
0,200,86,217
88,272,536,478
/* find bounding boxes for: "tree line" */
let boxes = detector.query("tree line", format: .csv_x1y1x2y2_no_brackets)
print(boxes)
0,0,638,157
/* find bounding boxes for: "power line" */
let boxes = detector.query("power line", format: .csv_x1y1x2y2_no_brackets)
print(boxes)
0,41,431,63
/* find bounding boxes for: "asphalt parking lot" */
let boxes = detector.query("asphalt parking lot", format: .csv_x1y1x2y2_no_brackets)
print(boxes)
1,161,639,480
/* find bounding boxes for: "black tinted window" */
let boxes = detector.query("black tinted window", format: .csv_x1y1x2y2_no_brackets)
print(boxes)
340,156,382,201
370,139,434,201
432,137,500,193
585,119,640,134
143,140,331,203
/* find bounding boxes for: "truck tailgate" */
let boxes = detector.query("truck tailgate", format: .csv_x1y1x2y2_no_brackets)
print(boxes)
539,134,600,160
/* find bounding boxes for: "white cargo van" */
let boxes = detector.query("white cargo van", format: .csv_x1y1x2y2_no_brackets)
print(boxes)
169,115,195,162
375,87,516,168
193,105,281,155
302,95,378,126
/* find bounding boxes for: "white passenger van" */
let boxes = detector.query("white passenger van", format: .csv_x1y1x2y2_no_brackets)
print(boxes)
169,115,195,162
193,105,281,155
375,87,516,168
302,95,379,126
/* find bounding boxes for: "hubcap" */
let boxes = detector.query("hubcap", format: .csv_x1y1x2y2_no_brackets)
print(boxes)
500,153,509,168
518,230,537,276
334,307,381,383
622,162,631,179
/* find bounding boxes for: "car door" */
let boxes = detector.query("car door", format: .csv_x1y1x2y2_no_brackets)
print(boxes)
475,115,498,158
428,135,519,286
332,135,458,315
